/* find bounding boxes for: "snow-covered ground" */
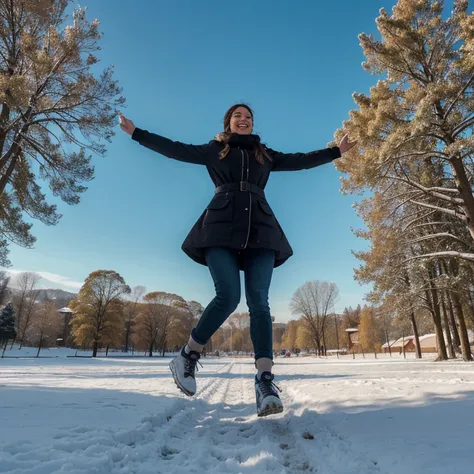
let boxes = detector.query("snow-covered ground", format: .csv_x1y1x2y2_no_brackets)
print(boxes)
1,352,473,473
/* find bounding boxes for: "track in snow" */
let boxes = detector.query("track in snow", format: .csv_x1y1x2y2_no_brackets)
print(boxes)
1,361,381,474
110,362,381,474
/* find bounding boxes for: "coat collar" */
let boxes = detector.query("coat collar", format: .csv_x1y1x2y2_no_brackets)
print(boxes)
214,132,261,150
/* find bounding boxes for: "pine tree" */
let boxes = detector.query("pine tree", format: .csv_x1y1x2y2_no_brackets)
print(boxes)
0,1,124,266
334,0,474,361
0,302,16,346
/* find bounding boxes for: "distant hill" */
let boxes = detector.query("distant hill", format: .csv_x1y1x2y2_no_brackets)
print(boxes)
9,287,77,307
36,288,77,303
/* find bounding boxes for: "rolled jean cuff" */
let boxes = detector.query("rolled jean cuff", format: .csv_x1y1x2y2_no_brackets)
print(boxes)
254,351,273,361
191,328,208,346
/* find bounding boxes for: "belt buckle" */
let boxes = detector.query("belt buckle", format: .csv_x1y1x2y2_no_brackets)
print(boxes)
240,181,248,192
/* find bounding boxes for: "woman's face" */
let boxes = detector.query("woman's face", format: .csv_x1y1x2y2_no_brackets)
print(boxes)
229,106,253,134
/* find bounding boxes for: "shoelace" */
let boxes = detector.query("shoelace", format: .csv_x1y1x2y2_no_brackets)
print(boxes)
184,356,203,379
258,378,282,398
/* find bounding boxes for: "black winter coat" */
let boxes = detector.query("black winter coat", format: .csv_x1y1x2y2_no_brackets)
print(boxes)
132,128,341,269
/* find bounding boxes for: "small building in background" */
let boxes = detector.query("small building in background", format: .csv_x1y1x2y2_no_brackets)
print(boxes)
391,335,416,353
418,333,437,353
345,328,359,349
382,340,397,353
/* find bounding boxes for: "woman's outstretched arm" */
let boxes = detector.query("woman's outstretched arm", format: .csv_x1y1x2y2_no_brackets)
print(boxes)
120,113,210,165
267,134,356,172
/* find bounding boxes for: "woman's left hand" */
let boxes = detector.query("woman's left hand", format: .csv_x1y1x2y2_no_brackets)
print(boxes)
339,134,357,154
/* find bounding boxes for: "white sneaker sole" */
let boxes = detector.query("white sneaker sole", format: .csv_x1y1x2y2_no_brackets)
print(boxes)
257,400,284,417
169,359,195,397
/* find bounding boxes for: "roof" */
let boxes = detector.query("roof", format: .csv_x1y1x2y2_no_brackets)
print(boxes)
58,307,73,314
345,328,359,333
391,336,415,348
382,340,396,348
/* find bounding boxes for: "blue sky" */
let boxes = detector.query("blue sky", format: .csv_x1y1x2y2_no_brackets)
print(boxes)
3,0,399,320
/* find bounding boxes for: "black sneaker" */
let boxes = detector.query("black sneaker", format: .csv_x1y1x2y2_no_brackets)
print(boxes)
169,346,202,396
255,371,283,417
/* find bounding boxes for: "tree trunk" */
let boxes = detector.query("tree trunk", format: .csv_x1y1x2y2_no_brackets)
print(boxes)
314,337,321,356
466,289,474,327
402,332,406,359
92,340,98,358
385,328,392,357
451,291,473,362
409,312,422,359
447,292,461,350
449,156,474,243
148,342,153,357
468,293,474,326
440,262,462,352
425,283,448,360
36,334,43,358
441,295,455,359
322,330,327,357
2,339,8,357
449,259,473,361
124,322,131,352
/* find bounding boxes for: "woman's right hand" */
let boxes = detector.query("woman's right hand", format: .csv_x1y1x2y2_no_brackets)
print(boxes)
119,112,136,136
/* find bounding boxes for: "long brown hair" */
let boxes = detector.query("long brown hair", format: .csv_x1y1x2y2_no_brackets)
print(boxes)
217,104,272,164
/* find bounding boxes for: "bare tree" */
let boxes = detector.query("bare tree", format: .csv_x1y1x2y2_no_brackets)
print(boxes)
123,285,145,352
290,281,339,355
13,271,40,348
28,299,60,356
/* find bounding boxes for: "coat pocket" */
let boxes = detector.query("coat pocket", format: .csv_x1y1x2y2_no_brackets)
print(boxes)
258,200,274,216
203,197,233,225
256,200,277,228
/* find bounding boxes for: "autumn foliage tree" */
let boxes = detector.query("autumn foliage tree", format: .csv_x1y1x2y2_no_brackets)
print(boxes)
70,270,130,357
281,320,299,352
133,292,191,356
359,306,377,354
0,0,124,266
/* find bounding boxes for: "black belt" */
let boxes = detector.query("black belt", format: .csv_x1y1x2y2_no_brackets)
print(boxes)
215,182,265,199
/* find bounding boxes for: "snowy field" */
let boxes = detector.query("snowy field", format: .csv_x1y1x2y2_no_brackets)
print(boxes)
1,352,474,474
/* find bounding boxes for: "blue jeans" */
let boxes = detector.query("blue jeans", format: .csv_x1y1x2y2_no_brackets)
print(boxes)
191,247,275,360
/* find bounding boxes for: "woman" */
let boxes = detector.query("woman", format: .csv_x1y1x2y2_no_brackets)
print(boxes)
119,105,355,417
